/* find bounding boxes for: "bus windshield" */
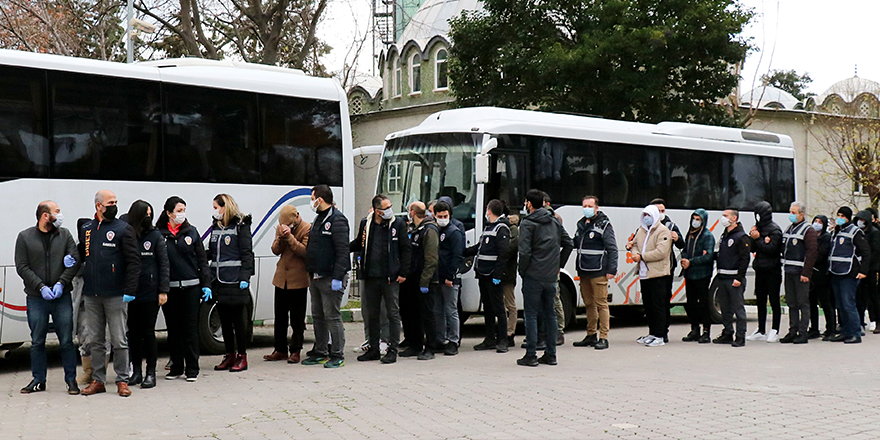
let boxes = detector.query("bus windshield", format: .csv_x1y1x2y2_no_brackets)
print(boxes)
379,132,480,229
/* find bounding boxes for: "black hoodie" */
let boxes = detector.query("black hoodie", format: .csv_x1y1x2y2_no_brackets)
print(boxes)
751,201,783,271
812,215,831,281
518,207,573,282
855,210,880,272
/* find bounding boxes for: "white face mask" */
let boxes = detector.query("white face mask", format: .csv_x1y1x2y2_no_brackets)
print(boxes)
52,212,64,229
437,218,450,227
310,198,320,213
381,207,394,220
212,209,222,220
691,219,701,229
812,222,823,232
720,216,731,228
174,212,186,224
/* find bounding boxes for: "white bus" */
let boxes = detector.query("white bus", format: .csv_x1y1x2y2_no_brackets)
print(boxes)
0,49,354,354
376,107,796,326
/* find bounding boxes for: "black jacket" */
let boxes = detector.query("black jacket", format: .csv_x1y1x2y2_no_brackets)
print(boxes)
501,220,519,285
573,211,618,278
438,221,465,285
855,210,880,272
207,215,256,284
832,221,872,278
812,215,831,282
158,220,211,288
518,208,574,283
78,216,141,297
464,216,511,279
751,201,783,271
305,206,351,281
15,226,80,298
716,222,752,283
135,228,171,302
661,216,685,271
351,215,411,281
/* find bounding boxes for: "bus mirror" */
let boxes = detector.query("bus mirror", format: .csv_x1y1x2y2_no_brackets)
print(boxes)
475,154,490,184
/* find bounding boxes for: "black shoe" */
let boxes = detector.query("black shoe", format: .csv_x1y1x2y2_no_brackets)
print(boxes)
712,333,734,344
807,329,821,340
357,348,381,361
474,339,497,351
793,334,809,344
380,351,397,364
444,341,458,356
829,334,848,342
141,373,157,389
844,336,862,344
573,334,598,347
535,339,546,351
556,334,564,346
66,380,80,395
698,332,711,344
128,370,143,386
663,336,669,343
538,354,557,365
822,332,835,341
682,329,700,342
164,359,173,371
779,332,797,343
399,346,421,357
507,335,515,347
399,339,411,348
594,339,609,350
417,349,435,360
496,343,509,353
517,355,539,367
520,340,527,349
732,336,745,347
21,380,46,394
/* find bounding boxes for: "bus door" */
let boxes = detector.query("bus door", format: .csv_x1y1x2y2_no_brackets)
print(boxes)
485,151,527,213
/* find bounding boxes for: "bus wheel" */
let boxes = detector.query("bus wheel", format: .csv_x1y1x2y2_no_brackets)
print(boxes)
559,281,576,329
708,278,724,324
198,301,225,355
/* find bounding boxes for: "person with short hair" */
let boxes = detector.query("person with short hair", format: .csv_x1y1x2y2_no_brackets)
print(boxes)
712,208,751,347
828,207,871,344
501,205,520,348
779,201,818,344
433,200,465,356
400,201,440,360
16,201,81,394
572,195,617,350
465,199,511,353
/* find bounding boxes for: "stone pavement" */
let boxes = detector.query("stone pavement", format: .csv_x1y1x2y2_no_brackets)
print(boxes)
1,315,879,440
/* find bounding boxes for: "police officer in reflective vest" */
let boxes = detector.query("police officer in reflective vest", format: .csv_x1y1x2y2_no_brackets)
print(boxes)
828,206,871,344
711,208,751,347
572,195,617,350
779,201,818,344
464,199,511,353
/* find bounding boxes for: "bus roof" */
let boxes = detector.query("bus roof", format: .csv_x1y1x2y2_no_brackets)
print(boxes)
0,49,343,102
386,107,795,157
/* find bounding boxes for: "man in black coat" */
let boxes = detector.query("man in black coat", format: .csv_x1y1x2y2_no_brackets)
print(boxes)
747,201,783,342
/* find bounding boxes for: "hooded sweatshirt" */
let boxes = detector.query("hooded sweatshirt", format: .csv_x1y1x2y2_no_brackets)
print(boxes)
681,209,715,280
632,205,672,280
812,215,831,282
855,209,880,272
751,201,783,271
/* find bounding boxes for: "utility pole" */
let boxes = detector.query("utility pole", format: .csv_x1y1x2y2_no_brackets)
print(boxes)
127,0,134,63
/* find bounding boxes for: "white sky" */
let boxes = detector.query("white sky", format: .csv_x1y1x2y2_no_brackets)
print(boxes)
318,0,880,95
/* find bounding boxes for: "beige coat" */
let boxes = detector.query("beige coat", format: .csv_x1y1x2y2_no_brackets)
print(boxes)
271,219,311,290
632,223,672,279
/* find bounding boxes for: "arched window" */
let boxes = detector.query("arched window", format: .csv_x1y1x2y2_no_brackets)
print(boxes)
349,96,364,115
410,53,421,94
435,48,448,90
394,61,402,97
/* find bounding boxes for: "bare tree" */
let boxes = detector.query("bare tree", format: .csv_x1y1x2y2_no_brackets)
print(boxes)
813,114,880,208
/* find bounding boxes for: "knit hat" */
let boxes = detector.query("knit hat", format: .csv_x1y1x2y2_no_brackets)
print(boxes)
837,206,853,221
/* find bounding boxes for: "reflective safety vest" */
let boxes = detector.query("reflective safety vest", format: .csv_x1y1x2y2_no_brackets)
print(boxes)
782,221,810,270
576,219,608,272
830,224,861,276
209,225,243,284
475,220,510,277
717,227,747,277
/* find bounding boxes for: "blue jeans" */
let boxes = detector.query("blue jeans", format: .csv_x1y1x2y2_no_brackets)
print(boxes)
522,277,557,358
434,284,461,345
27,292,77,383
831,276,860,337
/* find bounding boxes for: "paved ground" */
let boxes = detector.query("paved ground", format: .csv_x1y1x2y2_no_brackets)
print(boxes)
0,313,877,440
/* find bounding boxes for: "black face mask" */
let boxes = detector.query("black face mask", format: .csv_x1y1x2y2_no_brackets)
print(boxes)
103,205,118,220
142,216,153,230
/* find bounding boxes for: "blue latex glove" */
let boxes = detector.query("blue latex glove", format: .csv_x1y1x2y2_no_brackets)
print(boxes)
52,282,64,299
63,254,76,268
240,281,249,289
123,294,136,303
201,287,212,301
331,279,344,291
420,287,429,294
492,278,501,285
40,286,54,300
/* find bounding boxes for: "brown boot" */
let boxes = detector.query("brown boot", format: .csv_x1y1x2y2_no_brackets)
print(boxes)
81,380,106,396
230,354,248,372
116,382,132,397
214,353,236,371
78,356,93,385
287,350,301,364
263,351,287,361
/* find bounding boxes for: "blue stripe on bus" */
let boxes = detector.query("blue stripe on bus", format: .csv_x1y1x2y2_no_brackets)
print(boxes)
199,187,314,242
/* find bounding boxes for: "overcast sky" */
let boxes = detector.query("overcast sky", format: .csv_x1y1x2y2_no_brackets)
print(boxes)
317,0,880,95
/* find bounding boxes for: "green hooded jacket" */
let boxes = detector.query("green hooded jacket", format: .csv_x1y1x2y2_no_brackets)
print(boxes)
682,208,715,280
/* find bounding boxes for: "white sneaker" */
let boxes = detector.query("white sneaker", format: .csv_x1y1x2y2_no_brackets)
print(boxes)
353,340,370,353
637,335,654,344
646,337,665,347
765,329,779,342
379,341,388,355
870,322,877,332
746,330,767,341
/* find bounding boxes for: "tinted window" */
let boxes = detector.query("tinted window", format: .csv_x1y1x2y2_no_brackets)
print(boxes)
163,84,258,184
0,65,48,180
773,158,796,212
261,95,343,186
602,143,663,208
523,136,599,206
666,149,724,210
49,71,161,181
723,154,774,211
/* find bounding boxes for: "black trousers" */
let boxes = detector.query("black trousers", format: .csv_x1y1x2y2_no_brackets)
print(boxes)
163,286,200,377
716,276,747,337
754,268,782,333
811,274,836,333
421,286,437,351
856,271,879,326
478,276,507,343
128,299,160,373
218,303,248,354
642,276,670,338
274,287,307,353
400,279,424,350
684,277,712,330
363,278,401,352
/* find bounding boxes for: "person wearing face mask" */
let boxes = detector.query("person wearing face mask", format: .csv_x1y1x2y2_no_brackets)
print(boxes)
711,208,752,347
157,196,211,381
809,215,836,340
78,190,141,397
650,199,685,341
572,195,617,350
434,200,466,356
208,194,255,372
464,199,511,353
779,202,818,345
853,209,880,335
349,194,411,364
399,201,440,360
264,205,311,364
303,185,351,368
680,209,715,343
828,207,871,343
15,200,81,395
746,201,784,343
632,205,672,347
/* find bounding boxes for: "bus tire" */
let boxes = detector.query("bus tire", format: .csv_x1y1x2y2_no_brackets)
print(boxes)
708,278,724,324
198,301,225,355
559,280,577,329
